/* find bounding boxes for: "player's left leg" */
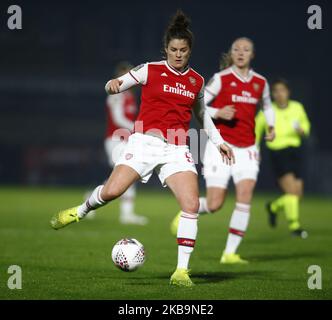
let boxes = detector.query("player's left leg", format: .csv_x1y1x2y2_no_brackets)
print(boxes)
166,171,200,287
169,139,231,235
221,179,256,264
50,164,140,230
276,173,307,238
221,144,259,264
106,138,148,225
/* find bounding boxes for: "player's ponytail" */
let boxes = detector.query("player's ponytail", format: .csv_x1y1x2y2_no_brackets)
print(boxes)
163,10,194,50
219,51,233,70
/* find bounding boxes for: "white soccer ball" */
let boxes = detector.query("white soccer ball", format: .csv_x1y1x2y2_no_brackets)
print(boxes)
111,238,145,272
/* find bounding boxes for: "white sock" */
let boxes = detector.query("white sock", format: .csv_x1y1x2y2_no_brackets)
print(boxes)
224,203,250,254
78,185,106,218
120,185,136,218
176,211,198,269
198,197,210,214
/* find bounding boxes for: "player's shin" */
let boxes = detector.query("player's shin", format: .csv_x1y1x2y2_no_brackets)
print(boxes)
271,195,286,213
176,212,198,269
224,203,250,254
283,194,300,231
120,184,136,218
78,185,106,218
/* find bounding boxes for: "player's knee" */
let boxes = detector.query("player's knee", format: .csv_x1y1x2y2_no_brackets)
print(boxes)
181,196,199,214
236,189,253,203
207,198,224,213
101,184,123,201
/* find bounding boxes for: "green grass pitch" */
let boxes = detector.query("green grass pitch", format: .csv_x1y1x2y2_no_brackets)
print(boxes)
0,186,331,300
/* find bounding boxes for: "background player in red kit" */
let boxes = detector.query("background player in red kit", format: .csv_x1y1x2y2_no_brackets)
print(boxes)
50,10,234,287
171,37,275,264
103,62,148,225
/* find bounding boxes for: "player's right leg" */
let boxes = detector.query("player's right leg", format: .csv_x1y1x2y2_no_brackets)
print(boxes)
50,165,140,230
170,187,227,235
166,171,200,287
170,140,230,235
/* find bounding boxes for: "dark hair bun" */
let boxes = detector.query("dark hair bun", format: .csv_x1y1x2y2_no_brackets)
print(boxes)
163,9,194,49
170,10,191,30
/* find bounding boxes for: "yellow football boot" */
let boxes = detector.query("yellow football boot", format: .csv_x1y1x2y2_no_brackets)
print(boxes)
170,268,194,287
50,206,80,230
220,252,249,265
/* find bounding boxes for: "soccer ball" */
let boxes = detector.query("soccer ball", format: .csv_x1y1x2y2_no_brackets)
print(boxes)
111,238,145,272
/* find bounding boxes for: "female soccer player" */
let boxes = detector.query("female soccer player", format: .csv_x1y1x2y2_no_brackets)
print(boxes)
255,79,310,238
50,10,234,287
85,62,148,225
171,37,275,264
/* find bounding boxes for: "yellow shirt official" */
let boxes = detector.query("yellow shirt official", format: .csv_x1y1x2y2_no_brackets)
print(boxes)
255,100,311,150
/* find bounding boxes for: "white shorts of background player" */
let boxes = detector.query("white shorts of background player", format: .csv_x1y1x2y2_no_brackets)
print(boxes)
203,139,259,189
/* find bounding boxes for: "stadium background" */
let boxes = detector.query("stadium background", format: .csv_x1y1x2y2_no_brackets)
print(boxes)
0,0,331,194
1,0,332,301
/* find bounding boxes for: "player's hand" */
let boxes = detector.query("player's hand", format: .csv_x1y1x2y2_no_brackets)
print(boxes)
105,79,123,94
216,105,236,120
265,126,275,141
219,143,235,165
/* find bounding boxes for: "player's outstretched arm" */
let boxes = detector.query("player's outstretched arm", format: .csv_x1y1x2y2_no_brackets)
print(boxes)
105,72,139,95
193,93,235,165
105,78,124,94
105,63,148,95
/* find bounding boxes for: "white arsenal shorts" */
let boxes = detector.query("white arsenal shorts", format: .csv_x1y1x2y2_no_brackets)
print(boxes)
115,133,197,187
203,139,260,189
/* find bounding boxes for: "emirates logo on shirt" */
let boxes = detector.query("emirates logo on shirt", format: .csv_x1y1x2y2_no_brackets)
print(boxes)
163,82,195,99
232,91,258,104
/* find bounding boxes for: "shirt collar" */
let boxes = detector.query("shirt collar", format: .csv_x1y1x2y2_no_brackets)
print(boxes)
165,60,190,76
231,65,254,83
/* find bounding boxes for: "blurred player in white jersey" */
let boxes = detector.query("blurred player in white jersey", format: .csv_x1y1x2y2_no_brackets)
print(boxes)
171,37,276,264
103,62,148,225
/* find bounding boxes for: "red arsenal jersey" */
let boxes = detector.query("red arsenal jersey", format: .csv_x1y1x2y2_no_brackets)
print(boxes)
105,90,137,140
127,60,204,145
205,66,270,147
